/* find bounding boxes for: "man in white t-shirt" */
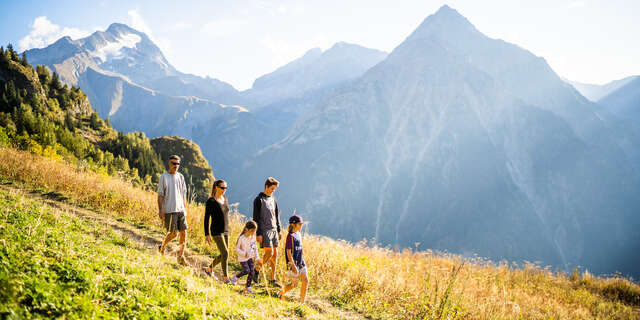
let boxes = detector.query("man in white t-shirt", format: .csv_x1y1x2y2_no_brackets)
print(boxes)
157,155,188,264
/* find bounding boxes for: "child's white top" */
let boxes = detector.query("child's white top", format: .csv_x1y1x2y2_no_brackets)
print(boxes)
236,234,259,262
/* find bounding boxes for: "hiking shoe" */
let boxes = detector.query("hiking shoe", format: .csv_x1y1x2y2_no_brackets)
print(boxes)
231,275,238,285
269,280,282,288
177,255,186,265
253,270,260,283
245,287,255,294
224,279,232,285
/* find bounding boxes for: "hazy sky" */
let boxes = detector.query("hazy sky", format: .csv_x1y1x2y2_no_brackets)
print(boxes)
1,0,638,90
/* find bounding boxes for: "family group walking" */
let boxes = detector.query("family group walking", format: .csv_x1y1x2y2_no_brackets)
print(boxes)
155,155,308,303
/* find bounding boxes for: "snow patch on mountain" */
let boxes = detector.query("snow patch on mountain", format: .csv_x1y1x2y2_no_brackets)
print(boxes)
91,33,141,63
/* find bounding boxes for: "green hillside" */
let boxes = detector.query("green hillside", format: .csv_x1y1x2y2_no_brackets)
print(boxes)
0,188,322,319
0,44,212,197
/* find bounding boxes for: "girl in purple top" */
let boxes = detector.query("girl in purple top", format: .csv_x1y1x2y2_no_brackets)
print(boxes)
278,215,308,303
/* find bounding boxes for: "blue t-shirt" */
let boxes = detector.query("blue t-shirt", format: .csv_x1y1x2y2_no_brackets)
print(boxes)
285,231,305,268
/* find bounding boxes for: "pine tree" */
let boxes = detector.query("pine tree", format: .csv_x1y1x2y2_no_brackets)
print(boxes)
64,111,76,130
89,111,102,130
0,47,6,66
21,52,28,67
51,72,62,91
6,44,18,61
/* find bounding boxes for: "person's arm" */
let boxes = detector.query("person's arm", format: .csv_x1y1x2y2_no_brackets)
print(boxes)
204,201,212,244
253,240,260,261
157,196,164,219
157,175,165,220
235,235,246,257
253,197,262,241
285,234,297,272
181,175,188,214
275,199,282,238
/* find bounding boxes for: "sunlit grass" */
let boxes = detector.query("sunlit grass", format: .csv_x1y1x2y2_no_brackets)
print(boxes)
1,145,639,319
0,189,318,319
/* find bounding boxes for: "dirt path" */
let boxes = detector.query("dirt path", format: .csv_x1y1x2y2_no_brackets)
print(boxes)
0,183,365,320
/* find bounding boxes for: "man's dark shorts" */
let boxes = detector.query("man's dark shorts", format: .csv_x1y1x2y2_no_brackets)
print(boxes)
164,212,187,232
260,229,279,248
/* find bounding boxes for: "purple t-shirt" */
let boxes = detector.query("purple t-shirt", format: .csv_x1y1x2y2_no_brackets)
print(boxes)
285,231,305,268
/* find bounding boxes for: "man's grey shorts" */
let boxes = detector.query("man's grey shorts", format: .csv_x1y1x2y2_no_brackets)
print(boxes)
260,229,279,248
164,212,187,232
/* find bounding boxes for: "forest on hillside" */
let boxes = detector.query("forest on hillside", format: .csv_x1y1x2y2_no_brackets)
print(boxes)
0,44,212,199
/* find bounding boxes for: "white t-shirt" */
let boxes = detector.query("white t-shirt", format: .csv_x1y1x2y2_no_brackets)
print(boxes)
157,172,187,214
236,234,259,262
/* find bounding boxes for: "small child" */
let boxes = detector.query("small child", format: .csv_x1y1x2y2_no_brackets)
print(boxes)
278,215,308,303
232,221,261,294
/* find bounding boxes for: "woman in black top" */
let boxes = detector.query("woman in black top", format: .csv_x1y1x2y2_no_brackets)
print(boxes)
204,179,231,283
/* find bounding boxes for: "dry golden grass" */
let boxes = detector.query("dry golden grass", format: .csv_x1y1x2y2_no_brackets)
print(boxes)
2,146,639,319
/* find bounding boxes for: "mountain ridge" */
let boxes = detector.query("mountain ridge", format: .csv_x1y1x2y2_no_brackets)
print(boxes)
233,5,640,278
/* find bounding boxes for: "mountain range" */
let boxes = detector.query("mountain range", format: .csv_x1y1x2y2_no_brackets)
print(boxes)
566,76,638,102
21,6,640,278
234,5,640,277
24,24,385,180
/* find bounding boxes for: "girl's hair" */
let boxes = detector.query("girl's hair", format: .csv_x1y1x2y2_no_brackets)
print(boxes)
237,220,258,244
288,223,295,233
210,179,226,197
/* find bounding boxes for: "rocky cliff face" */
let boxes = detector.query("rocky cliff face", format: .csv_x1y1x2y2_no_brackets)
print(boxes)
234,5,640,278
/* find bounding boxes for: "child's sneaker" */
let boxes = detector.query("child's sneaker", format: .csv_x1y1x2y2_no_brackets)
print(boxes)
245,287,255,294
231,275,238,285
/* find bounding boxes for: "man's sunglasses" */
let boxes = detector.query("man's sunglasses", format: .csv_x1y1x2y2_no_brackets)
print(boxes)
171,162,180,166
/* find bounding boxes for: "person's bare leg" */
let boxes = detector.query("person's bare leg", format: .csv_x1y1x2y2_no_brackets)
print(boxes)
279,278,298,299
161,232,177,252
299,273,308,303
269,247,278,281
262,247,274,279
178,230,186,256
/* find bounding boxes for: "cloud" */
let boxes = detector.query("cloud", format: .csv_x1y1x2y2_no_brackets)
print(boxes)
202,18,249,37
252,1,304,16
127,10,153,36
170,22,193,31
126,9,174,63
568,1,586,8
18,16,93,51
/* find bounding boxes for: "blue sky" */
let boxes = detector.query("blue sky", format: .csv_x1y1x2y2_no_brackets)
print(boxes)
1,0,639,90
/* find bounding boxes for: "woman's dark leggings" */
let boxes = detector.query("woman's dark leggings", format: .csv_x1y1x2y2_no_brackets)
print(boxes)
234,258,255,288
210,234,229,278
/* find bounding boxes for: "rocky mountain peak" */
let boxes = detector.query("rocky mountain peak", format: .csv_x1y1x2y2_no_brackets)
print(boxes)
406,5,479,43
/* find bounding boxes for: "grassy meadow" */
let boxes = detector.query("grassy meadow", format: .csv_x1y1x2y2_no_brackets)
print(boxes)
1,145,639,319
